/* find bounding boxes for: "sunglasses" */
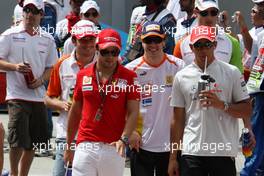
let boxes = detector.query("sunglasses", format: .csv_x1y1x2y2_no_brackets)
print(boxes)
193,41,214,49
23,7,42,15
84,11,98,18
199,9,219,17
142,36,163,44
99,49,120,57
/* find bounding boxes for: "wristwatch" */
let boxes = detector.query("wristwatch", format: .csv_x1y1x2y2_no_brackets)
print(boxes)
223,101,230,111
120,136,129,146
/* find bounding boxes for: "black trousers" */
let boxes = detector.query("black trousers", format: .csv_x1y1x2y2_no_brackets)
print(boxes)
130,148,170,176
180,155,236,176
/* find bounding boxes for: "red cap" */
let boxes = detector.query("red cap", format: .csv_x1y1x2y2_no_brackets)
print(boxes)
190,26,216,44
96,29,121,50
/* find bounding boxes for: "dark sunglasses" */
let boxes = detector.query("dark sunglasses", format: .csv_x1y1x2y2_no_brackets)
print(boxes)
142,36,163,44
193,41,214,49
99,49,120,57
84,11,98,18
23,7,42,15
199,9,219,17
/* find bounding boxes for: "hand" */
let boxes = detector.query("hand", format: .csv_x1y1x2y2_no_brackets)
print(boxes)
168,156,180,176
64,148,74,165
28,77,44,89
110,140,126,157
247,129,256,150
129,131,142,152
233,11,247,29
218,11,229,27
199,90,223,110
60,101,72,112
15,62,32,73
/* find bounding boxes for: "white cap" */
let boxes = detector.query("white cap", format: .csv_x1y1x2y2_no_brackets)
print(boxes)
252,0,264,3
14,4,23,25
71,20,98,39
80,0,100,14
195,0,219,11
23,0,44,10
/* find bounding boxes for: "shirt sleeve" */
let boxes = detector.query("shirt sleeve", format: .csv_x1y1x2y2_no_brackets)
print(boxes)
45,39,58,68
73,71,83,102
0,32,11,59
46,59,63,97
170,74,185,107
232,68,249,102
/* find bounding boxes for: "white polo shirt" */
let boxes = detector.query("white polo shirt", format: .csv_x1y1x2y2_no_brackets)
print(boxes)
170,59,249,156
126,54,185,152
47,51,96,138
0,23,57,102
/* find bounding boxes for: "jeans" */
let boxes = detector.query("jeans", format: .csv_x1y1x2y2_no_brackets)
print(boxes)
53,139,66,176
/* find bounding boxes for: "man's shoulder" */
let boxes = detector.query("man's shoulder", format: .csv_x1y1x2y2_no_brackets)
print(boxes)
166,54,185,66
39,27,55,41
1,26,23,36
216,60,241,75
125,57,144,70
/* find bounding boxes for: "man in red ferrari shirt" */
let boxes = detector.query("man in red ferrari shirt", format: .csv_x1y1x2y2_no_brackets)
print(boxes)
64,28,140,176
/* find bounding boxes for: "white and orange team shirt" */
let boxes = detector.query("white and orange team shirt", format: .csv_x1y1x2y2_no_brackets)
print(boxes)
126,54,185,152
46,51,96,138
0,23,57,102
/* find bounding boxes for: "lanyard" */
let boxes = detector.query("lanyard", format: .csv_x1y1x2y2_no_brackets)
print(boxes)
95,63,118,108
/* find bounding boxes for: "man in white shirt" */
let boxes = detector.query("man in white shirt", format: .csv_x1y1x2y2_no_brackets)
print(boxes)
126,21,185,176
0,0,57,175
168,25,252,176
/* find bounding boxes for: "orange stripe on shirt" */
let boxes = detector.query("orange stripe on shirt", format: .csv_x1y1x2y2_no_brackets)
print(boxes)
173,37,186,59
47,54,71,97
133,58,145,72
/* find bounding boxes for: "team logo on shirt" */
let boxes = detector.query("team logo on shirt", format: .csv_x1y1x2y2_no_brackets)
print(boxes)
12,36,26,42
165,75,173,87
82,76,92,85
139,71,147,76
82,85,93,91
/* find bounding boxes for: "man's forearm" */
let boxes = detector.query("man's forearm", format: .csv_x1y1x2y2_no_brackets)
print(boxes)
122,100,139,137
41,67,52,82
0,59,16,71
44,96,64,111
66,100,82,147
170,107,185,158
222,99,252,119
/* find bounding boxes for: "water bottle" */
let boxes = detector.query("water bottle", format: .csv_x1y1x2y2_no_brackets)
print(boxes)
23,62,35,87
198,74,210,110
242,128,253,158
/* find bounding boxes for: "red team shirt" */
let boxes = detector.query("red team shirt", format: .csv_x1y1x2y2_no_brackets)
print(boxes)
74,62,140,144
